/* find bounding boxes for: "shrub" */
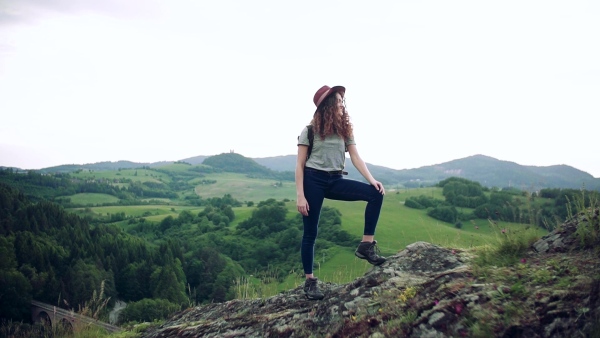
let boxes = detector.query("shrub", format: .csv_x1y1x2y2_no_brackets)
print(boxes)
119,298,181,323
427,206,458,223
404,198,425,209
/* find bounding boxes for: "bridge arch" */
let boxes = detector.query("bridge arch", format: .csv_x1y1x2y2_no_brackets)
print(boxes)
32,309,52,327
30,301,121,334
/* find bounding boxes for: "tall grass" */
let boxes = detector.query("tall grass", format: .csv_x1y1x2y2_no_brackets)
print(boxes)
472,219,541,267
234,269,284,300
566,189,600,248
78,280,111,321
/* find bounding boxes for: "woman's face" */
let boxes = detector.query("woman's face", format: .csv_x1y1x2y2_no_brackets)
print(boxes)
334,93,344,116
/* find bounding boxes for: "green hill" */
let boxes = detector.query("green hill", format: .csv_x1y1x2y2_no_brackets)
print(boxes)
5,153,598,191
202,152,273,175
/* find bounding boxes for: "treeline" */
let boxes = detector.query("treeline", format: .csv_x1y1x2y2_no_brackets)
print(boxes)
404,177,597,229
0,168,173,203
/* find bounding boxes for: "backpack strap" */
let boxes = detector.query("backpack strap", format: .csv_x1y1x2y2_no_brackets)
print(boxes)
298,125,315,160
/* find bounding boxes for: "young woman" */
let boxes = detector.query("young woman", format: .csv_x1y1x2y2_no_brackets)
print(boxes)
296,85,387,300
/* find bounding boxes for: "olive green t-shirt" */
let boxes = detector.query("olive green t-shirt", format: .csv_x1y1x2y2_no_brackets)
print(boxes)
297,126,356,172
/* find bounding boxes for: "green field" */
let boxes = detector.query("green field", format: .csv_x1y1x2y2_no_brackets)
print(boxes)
194,173,296,202
67,193,120,205
69,168,168,183
71,205,199,220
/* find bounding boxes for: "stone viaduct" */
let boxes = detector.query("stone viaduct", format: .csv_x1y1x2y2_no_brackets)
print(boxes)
31,300,121,334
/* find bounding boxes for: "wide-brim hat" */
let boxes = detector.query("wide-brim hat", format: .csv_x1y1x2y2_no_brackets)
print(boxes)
313,85,345,108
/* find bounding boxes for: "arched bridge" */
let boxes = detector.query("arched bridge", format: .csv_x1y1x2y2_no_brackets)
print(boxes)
31,300,121,334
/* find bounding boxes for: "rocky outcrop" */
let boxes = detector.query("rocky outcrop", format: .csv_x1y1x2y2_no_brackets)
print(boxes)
141,210,600,337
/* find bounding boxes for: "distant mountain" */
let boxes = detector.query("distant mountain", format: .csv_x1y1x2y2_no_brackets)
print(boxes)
5,153,598,191
405,154,599,190
254,154,600,191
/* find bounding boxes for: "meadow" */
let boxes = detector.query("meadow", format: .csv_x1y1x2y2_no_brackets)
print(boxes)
193,172,296,202
69,168,169,183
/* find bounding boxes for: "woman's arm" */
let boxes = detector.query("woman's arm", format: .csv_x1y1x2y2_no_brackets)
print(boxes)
347,144,385,194
296,145,310,215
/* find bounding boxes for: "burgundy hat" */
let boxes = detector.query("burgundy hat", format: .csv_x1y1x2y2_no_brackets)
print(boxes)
313,85,345,108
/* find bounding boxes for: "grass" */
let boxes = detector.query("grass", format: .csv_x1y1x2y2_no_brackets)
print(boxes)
230,206,255,227
194,172,295,202
71,205,200,218
69,168,168,184
67,193,121,205
472,219,542,267
314,192,540,253
567,190,600,248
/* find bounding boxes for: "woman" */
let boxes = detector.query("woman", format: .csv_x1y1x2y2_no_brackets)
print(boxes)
296,85,387,300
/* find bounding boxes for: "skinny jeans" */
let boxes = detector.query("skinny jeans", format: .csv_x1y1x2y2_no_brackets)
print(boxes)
301,167,384,274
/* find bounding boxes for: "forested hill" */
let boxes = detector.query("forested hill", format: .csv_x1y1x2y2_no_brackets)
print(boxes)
0,183,191,321
3,153,598,191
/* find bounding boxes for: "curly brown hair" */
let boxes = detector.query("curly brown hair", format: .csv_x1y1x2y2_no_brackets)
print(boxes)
311,94,353,140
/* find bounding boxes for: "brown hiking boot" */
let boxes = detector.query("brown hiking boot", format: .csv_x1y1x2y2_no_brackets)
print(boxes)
303,277,324,300
355,240,386,266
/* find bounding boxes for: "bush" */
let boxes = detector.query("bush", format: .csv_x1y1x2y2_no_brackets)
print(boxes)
119,298,181,323
404,198,425,209
405,195,444,210
427,206,458,223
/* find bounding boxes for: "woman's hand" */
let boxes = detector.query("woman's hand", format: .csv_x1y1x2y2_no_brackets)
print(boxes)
348,145,385,195
371,180,385,195
297,196,310,216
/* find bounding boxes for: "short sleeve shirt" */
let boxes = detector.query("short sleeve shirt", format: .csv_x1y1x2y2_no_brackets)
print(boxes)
297,126,356,171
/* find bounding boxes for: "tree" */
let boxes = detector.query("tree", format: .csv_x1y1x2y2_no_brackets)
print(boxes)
159,215,175,233
150,259,188,306
0,236,32,321
177,210,194,224
62,259,112,309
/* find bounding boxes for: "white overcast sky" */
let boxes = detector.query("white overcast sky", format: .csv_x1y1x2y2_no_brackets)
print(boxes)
1,0,599,177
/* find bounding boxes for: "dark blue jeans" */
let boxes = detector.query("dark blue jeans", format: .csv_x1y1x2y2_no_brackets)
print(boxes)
301,167,384,274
